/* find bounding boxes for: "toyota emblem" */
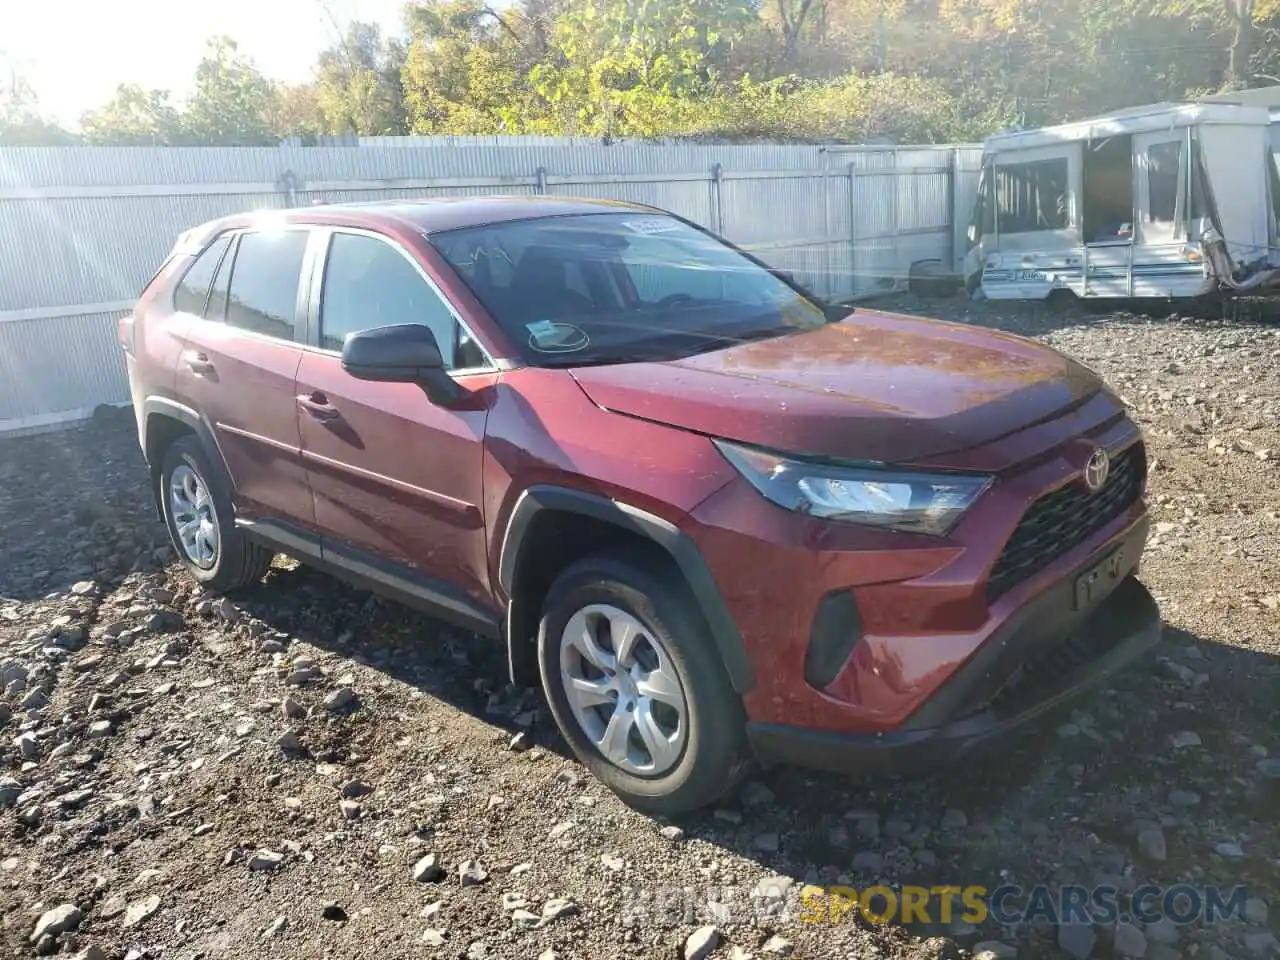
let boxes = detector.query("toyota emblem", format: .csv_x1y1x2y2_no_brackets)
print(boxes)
1084,448,1110,492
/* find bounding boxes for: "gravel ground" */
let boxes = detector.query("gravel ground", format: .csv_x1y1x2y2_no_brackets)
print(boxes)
1,299,1278,960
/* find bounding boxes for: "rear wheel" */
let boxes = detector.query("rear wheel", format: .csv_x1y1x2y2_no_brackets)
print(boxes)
538,550,750,815
159,436,272,592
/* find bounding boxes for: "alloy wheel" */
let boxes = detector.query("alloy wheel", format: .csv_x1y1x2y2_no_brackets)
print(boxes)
558,603,688,776
169,464,220,570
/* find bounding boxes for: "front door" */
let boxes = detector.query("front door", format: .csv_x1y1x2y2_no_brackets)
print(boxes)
1132,130,1192,297
174,228,314,529
1134,131,1187,247
294,228,497,609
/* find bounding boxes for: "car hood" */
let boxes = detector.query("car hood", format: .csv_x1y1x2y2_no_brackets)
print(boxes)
568,310,1107,467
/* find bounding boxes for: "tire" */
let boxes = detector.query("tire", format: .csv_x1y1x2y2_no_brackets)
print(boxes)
537,549,751,815
159,435,272,592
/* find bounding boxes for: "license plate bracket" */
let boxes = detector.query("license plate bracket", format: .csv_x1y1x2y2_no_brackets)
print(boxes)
1074,546,1127,610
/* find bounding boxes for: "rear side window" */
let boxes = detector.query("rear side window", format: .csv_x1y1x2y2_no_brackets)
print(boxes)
173,235,231,316
206,237,235,322
224,230,309,341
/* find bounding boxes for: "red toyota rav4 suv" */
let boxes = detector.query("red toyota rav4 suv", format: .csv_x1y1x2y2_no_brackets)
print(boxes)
122,197,1161,814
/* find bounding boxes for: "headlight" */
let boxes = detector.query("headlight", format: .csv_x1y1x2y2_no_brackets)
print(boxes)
713,439,992,536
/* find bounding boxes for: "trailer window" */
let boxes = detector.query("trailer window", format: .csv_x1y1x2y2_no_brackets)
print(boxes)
1148,141,1182,225
995,158,1069,234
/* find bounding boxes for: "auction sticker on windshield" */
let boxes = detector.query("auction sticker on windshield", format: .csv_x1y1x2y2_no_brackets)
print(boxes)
621,218,682,234
526,320,589,352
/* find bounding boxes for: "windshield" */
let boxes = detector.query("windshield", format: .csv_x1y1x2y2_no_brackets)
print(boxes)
430,212,827,366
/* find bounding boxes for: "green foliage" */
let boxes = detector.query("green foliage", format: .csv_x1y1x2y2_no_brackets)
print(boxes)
81,85,185,145
80,38,279,145
16,0,1280,146
316,22,409,135
401,0,537,133
183,38,279,145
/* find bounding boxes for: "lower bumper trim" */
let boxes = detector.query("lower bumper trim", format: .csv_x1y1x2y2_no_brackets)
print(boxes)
747,575,1162,777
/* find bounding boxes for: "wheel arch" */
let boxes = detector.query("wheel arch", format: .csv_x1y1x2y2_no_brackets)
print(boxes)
497,485,755,696
142,397,232,520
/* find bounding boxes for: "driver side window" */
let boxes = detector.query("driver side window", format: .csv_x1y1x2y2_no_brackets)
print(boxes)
320,232,485,368
623,234,730,303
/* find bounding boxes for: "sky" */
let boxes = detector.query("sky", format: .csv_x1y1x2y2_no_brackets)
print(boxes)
3,0,409,127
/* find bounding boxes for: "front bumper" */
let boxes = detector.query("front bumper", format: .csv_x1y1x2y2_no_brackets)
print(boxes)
747,572,1162,775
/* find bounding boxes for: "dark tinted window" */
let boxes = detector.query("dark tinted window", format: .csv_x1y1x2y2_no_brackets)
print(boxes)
225,230,309,341
995,158,1069,233
173,235,231,316
320,232,477,367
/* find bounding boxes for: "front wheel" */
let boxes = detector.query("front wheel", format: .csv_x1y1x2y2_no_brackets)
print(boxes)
537,550,750,815
159,435,272,592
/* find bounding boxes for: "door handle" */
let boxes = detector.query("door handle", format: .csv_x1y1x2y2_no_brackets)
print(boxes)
183,351,216,376
296,392,340,421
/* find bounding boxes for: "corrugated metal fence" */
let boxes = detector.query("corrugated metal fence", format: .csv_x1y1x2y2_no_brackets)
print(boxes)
0,141,982,434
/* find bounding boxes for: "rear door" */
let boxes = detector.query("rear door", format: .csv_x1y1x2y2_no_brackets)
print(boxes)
294,227,498,609
127,233,233,418
173,228,315,529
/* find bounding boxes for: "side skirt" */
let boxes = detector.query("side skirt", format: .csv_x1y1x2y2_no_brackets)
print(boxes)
236,518,502,641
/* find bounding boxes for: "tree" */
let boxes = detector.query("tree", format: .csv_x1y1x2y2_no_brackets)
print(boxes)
1224,0,1258,87
265,83,328,141
182,37,279,145
402,0,532,133
315,21,409,135
770,0,822,67
529,0,756,136
51,0,1280,148
81,84,184,144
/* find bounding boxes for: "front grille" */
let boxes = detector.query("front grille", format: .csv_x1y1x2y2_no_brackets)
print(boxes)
986,445,1143,602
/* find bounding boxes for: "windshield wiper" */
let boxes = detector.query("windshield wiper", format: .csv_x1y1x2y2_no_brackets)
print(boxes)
537,352,659,368
678,325,794,352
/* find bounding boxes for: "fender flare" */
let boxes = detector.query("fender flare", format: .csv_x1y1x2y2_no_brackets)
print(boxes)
498,485,755,694
142,397,234,517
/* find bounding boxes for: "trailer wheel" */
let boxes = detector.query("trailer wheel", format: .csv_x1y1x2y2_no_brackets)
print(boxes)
908,259,961,299
1045,288,1079,313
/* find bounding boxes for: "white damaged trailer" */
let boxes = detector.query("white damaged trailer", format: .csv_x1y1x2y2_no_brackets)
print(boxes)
962,101,1280,302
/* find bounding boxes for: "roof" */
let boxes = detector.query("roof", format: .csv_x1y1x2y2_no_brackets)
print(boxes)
315,195,658,232
983,101,1273,153
182,195,661,248
1197,85,1280,110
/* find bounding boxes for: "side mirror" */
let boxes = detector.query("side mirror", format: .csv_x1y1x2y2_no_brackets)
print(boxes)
341,324,460,406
